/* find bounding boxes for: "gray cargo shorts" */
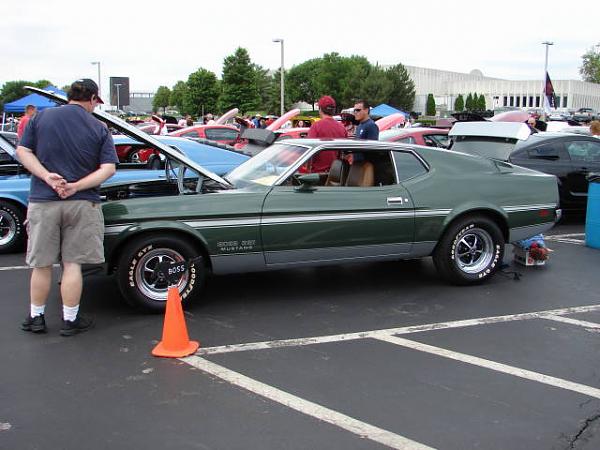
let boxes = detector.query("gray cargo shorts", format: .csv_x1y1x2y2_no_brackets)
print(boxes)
26,200,105,268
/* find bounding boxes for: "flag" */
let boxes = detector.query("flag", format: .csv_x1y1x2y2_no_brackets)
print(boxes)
543,72,557,114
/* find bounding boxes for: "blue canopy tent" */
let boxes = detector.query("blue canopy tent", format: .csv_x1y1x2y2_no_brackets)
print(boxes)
370,103,409,118
1,85,66,131
3,85,66,113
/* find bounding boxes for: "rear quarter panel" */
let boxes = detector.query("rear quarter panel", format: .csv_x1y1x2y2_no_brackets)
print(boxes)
405,147,559,243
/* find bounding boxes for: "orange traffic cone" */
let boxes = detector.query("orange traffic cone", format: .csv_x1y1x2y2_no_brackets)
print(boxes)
152,286,199,358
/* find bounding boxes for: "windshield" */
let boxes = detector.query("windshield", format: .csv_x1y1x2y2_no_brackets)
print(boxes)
450,136,518,161
226,143,309,187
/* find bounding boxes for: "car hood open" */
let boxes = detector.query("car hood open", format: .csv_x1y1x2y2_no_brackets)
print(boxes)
24,86,233,189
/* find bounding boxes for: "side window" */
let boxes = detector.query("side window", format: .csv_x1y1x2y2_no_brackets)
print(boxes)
526,143,563,159
283,149,397,187
205,128,239,141
181,131,200,138
392,151,427,182
395,136,416,144
566,141,600,163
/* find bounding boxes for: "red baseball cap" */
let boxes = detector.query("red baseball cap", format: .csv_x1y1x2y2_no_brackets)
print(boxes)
318,95,336,114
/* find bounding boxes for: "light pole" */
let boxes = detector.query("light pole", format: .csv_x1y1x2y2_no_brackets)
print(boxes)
273,38,284,116
90,61,101,99
541,41,554,118
114,83,122,111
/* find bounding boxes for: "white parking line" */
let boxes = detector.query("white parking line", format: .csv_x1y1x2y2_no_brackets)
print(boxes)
194,304,600,356
544,237,585,245
182,356,435,450
0,265,30,271
545,233,586,245
542,314,600,329
181,303,600,448
375,335,600,400
546,233,585,239
0,264,60,271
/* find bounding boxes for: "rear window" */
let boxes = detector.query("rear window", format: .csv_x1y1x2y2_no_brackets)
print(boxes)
450,136,518,161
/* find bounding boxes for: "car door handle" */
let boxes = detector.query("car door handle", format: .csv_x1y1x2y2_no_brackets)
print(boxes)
387,197,407,205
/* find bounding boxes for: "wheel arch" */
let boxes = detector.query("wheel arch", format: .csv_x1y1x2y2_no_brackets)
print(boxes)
437,206,509,249
0,195,28,211
106,222,213,274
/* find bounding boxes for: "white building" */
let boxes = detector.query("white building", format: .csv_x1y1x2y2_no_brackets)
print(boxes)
401,65,600,114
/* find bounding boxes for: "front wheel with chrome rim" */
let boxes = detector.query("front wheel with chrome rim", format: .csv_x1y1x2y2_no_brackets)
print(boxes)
433,215,505,285
0,200,26,254
117,234,206,312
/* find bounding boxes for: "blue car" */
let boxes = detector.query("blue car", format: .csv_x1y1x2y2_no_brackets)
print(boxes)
0,133,248,253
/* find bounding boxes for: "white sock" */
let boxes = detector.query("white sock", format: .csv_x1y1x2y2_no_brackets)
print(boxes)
63,305,79,322
31,304,45,318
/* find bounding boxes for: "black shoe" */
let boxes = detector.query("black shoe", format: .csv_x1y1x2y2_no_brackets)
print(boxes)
21,314,47,333
60,314,95,337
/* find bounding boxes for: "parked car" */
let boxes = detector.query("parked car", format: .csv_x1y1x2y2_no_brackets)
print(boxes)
449,121,600,211
0,132,248,254
101,136,558,311
0,131,18,148
379,127,450,148
274,127,310,141
26,88,560,312
169,124,241,146
136,122,184,135
572,108,598,123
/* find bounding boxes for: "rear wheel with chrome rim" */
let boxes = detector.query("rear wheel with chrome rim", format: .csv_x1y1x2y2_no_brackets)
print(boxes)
433,215,504,285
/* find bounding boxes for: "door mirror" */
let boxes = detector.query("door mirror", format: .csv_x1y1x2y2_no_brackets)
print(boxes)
294,173,320,192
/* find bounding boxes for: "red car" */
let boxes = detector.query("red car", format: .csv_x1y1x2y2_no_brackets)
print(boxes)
136,123,184,135
379,127,450,148
169,124,241,146
115,141,156,163
274,127,310,140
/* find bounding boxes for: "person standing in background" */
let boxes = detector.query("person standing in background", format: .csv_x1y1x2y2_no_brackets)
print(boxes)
17,105,37,141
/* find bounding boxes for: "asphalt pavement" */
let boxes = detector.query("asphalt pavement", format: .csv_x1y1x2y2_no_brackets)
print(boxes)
1,216,600,449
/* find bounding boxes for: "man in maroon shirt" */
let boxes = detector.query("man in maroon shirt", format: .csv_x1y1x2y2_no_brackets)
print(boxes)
306,95,347,172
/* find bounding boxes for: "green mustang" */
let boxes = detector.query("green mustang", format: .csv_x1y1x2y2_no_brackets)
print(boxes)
100,135,560,311
27,87,559,311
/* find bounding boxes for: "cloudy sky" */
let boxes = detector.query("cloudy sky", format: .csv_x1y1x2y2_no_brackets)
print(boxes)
3,0,598,98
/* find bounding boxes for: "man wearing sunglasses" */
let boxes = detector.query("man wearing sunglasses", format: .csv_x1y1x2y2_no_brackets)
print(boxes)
353,99,379,140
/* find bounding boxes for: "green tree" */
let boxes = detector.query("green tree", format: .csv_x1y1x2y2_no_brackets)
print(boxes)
169,81,188,114
184,68,219,116
465,93,473,111
477,94,486,111
357,65,393,106
426,93,436,116
0,79,54,111
338,55,371,108
153,86,171,113
316,53,346,105
385,63,415,112
254,64,271,113
454,94,464,112
263,68,292,114
287,58,322,110
218,47,259,113
580,44,600,83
